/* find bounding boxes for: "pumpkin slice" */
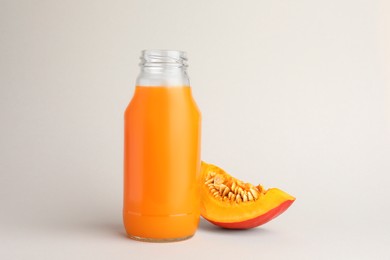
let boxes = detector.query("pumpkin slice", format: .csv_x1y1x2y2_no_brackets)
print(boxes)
200,161,295,229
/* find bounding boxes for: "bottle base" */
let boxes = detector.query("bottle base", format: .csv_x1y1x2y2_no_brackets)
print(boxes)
123,210,199,242
127,234,194,243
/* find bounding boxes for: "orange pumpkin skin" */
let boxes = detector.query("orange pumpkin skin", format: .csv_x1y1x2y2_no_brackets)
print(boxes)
200,162,295,229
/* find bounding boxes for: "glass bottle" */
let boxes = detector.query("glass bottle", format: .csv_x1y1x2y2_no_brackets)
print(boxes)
123,50,201,242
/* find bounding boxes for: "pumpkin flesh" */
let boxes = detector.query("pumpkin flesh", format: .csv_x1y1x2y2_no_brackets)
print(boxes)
200,162,295,229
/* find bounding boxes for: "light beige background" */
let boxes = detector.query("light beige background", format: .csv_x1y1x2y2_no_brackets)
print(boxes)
1,0,389,259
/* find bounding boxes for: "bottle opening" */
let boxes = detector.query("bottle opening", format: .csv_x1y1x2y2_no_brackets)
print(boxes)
140,50,188,68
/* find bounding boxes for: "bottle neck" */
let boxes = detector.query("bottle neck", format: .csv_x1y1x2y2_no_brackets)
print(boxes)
136,50,190,87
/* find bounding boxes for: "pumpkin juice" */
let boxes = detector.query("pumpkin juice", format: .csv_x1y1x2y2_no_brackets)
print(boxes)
123,86,201,240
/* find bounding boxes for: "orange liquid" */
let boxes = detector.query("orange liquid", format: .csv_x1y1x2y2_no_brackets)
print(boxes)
123,86,201,240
